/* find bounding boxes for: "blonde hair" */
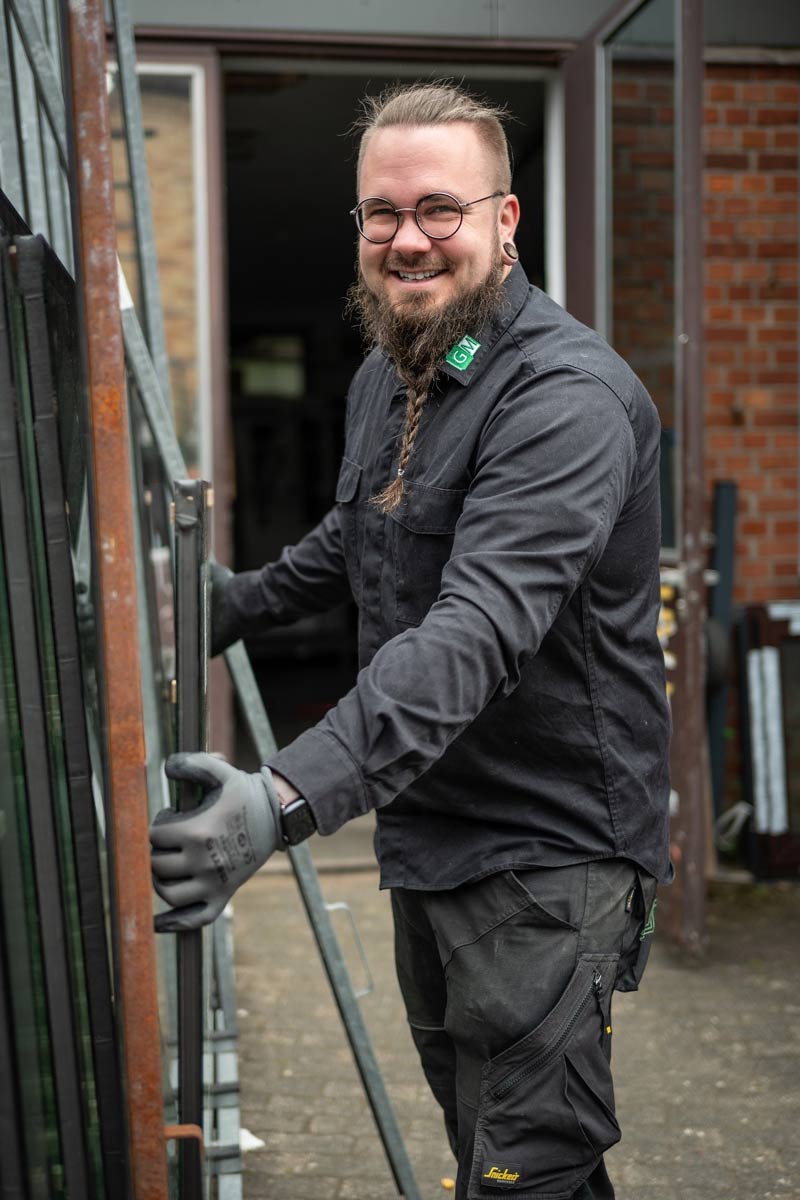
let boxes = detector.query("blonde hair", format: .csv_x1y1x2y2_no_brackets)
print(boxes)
355,81,512,194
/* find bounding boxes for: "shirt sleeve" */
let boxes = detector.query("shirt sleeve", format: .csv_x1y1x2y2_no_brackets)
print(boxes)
269,366,638,834
225,506,353,636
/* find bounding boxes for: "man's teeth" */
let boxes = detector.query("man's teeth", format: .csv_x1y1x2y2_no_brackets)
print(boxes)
397,269,442,281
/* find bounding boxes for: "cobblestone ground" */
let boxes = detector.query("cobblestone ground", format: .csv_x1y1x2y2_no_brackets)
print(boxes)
233,870,800,1200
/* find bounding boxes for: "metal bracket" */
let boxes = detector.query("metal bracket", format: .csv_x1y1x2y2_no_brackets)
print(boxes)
325,902,374,999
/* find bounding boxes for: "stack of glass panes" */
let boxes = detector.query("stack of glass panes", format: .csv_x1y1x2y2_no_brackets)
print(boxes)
0,225,127,1197
0,205,242,1197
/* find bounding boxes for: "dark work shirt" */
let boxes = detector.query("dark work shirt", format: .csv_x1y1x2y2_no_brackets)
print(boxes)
231,266,672,888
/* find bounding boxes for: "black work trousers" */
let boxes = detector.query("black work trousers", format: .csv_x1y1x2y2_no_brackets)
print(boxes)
391,859,652,1200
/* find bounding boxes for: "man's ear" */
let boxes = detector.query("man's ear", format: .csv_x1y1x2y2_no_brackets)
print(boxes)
498,193,520,243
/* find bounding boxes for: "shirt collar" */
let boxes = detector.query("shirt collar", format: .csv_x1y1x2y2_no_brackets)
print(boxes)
438,263,530,388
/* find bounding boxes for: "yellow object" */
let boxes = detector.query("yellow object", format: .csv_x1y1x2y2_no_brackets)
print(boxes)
441,1179,456,1191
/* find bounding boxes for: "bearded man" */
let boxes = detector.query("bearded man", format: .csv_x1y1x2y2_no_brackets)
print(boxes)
151,82,671,1200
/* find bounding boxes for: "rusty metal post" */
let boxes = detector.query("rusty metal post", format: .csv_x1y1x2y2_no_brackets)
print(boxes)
63,1,169,1196
659,0,708,953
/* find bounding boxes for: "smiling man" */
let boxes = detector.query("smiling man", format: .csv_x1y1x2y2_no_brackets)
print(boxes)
151,82,671,1200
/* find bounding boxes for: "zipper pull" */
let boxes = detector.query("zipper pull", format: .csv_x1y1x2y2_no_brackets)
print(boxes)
593,968,612,1039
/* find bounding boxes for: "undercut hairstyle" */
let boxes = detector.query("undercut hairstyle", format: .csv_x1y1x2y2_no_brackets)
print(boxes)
354,80,513,194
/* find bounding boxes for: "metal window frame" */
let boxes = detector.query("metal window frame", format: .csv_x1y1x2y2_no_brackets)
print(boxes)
0,233,93,1198
173,477,210,1199
14,230,130,1197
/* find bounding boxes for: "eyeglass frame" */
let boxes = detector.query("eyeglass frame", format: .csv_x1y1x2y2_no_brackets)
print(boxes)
350,190,506,244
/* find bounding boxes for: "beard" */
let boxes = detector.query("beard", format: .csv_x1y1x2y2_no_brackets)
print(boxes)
345,256,507,393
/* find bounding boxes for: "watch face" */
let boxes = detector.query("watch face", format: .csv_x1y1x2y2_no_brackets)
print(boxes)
282,798,316,845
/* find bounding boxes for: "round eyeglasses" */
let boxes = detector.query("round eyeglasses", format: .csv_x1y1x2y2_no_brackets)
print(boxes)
350,191,504,244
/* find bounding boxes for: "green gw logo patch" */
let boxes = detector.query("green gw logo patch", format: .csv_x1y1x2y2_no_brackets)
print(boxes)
445,335,481,370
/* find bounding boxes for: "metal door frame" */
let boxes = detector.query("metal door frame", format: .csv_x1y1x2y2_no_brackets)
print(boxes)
563,0,706,949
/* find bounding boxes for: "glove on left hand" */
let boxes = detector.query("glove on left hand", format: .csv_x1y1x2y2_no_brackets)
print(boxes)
150,751,285,932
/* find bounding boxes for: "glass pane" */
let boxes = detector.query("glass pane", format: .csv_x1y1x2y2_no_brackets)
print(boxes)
7,238,106,1197
605,0,678,550
109,67,204,476
0,531,60,1199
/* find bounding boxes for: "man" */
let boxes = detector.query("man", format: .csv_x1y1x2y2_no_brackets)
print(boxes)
151,82,671,1200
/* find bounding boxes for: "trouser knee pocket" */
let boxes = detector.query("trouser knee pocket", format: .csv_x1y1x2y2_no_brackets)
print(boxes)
467,955,620,1199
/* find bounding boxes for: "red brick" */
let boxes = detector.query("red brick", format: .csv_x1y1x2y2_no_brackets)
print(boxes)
725,108,750,126
773,566,800,582
775,520,799,537
729,285,752,300
754,409,799,426
755,197,797,214
722,198,752,215
775,84,800,103
739,520,768,536
757,108,800,126
774,176,798,193
774,130,799,149
742,349,769,366
612,80,642,101
761,453,799,469
707,240,751,258
773,433,799,449
757,327,797,342
709,83,738,102
775,349,799,365
757,242,796,258
741,84,770,103
757,153,799,170
758,538,799,557
706,326,748,343
737,219,771,239
706,152,750,170
739,263,770,281
706,304,735,320
741,129,769,149
761,495,799,513
739,305,768,322
706,129,738,150
742,433,769,449
741,175,769,193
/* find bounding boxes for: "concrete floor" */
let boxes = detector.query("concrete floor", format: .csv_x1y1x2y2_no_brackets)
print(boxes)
232,844,800,1200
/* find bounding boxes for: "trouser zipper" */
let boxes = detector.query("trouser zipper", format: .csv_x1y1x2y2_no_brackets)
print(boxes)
492,967,605,1101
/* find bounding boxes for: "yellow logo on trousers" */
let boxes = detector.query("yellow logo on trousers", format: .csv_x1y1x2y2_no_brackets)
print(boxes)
483,1165,521,1183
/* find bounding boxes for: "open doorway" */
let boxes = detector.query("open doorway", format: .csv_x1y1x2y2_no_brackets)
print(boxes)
223,64,549,746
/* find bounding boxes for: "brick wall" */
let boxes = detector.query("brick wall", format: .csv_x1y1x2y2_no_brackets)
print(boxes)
612,62,799,600
704,65,799,605
611,63,676,441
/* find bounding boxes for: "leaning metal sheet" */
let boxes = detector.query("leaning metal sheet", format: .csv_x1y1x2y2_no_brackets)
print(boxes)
0,353,56,1200
0,234,95,1196
15,231,129,1195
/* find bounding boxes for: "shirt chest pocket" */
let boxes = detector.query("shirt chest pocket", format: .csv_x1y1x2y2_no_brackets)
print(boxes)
389,482,466,626
335,456,364,600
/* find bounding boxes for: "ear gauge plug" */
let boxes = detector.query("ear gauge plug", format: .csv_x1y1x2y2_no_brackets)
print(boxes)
502,241,519,263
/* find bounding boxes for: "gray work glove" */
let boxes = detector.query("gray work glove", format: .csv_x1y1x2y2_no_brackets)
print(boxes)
209,561,239,657
150,752,286,932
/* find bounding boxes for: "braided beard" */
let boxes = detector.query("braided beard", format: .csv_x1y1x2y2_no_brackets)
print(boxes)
345,256,507,510
345,257,506,393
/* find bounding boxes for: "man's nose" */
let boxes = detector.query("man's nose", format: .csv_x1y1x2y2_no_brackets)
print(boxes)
391,210,433,254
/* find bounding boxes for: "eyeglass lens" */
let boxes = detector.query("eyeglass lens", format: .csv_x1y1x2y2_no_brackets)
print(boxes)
356,193,463,242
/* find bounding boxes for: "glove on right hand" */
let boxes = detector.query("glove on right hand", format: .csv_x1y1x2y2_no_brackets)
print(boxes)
209,561,239,657
150,752,285,932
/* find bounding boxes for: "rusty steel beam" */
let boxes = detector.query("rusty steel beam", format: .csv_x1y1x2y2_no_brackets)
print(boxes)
64,1,169,1196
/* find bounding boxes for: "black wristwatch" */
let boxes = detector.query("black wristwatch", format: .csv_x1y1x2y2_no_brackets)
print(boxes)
280,796,317,846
